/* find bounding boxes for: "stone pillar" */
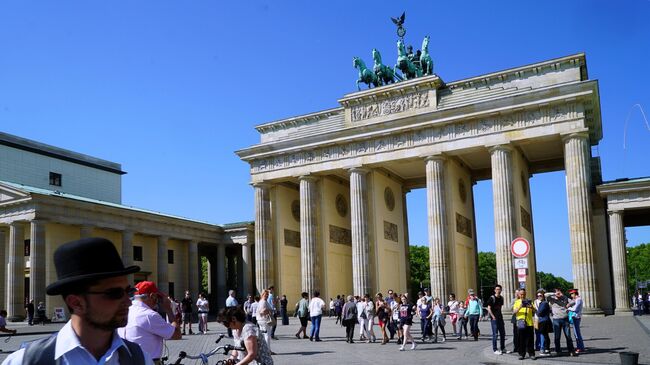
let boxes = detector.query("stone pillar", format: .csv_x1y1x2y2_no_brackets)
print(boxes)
7,222,25,321
402,188,411,293
563,132,601,312
300,175,320,295
490,145,517,307
227,252,236,290
425,156,450,300
188,241,199,297
216,244,227,309
254,183,273,292
240,243,252,296
349,168,371,296
0,229,6,312
608,210,631,313
122,230,134,283
80,225,94,238
29,220,47,308
157,236,169,293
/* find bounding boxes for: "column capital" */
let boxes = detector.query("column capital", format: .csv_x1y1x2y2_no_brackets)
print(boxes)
298,174,319,182
158,235,169,242
30,219,47,226
608,209,624,216
348,166,370,175
560,130,590,143
9,221,24,228
251,181,272,189
487,143,514,154
424,153,447,162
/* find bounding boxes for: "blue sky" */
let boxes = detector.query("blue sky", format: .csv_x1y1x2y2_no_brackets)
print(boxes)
1,1,649,281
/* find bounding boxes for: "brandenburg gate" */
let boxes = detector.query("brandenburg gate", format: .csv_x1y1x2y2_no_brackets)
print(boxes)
237,53,614,314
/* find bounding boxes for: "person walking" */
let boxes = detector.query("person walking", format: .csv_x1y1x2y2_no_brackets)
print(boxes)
547,288,576,357
376,293,390,344
280,295,289,325
181,290,194,335
466,291,483,341
487,284,507,355
334,295,343,325
364,293,377,342
417,293,432,341
257,289,276,354
243,295,254,323
432,297,447,343
218,306,274,365
294,292,309,339
342,295,358,343
448,293,460,336
398,294,416,351
226,289,239,338
267,286,279,340
568,289,585,353
513,288,536,360
457,300,469,339
391,294,403,345
24,299,35,326
196,292,209,334
308,290,325,341
535,289,552,355
356,296,369,342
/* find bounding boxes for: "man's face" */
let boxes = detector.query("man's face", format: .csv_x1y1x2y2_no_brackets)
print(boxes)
495,287,502,295
75,276,132,331
555,289,563,298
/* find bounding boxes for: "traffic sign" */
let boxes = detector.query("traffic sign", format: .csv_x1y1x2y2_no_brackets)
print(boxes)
514,258,528,269
517,268,527,276
511,237,530,258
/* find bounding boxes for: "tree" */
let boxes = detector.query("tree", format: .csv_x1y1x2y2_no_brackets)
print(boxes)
478,252,497,302
408,245,430,298
537,271,573,293
627,243,650,295
201,256,209,295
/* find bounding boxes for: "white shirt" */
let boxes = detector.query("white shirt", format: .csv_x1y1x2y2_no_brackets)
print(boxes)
117,300,175,359
356,301,367,319
226,295,238,307
308,297,326,316
196,298,209,313
2,320,153,365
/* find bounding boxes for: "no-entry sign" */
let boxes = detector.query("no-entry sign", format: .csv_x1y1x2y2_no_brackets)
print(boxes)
511,237,530,258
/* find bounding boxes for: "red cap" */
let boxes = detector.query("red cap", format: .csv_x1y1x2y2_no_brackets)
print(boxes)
568,289,578,294
135,281,165,296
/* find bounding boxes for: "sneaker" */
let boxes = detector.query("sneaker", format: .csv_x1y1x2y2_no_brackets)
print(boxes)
531,356,537,360
494,350,502,355
506,350,513,354
399,345,405,351
411,342,417,350
441,337,446,343
295,334,300,339
518,356,525,360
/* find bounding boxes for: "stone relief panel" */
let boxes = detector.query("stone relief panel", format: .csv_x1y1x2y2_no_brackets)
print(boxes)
383,221,399,242
284,229,301,247
291,200,300,222
250,103,579,174
329,225,352,246
521,206,532,233
455,213,473,238
335,194,348,217
350,91,430,122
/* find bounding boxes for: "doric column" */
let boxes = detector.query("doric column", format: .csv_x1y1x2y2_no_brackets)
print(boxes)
216,244,227,309
300,175,320,295
7,222,25,321
426,156,450,300
122,230,134,283
349,168,370,296
254,183,273,292
80,225,94,238
188,240,199,297
608,210,630,313
489,145,517,307
240,243,252,296
29,220,47,308
402,188,411,291
157,236,169,293
563,132,601,311
0,229,6,312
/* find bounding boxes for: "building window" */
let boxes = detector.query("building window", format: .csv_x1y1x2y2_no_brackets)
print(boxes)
168,249,174,264
133,246,143,262
24,239,30,257
168,282,175,299
49,172,62,187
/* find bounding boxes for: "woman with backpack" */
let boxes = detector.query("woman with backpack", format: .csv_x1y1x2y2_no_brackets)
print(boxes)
342,295,358,343
294,292,309,339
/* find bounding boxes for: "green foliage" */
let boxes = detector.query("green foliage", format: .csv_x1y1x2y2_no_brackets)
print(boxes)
478,252,497,302
408,245,430,297
627,243,650,293
537,271,573,293
201,256,209,295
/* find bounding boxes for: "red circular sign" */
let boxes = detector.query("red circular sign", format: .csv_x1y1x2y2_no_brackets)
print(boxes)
511,237,530,258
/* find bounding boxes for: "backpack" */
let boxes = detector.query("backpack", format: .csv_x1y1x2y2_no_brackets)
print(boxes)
344,303,358,321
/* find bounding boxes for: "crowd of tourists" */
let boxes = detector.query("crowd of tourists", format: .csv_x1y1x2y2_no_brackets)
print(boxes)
633,290,650,315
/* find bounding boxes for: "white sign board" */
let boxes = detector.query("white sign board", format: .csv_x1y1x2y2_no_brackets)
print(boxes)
514,258,528,269
517,268,527,276
511,237,530,258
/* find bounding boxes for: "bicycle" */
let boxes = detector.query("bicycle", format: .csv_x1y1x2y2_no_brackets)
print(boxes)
171,334,245,365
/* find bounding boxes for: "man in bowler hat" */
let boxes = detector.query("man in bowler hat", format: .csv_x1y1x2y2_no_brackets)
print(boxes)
2,237,152,364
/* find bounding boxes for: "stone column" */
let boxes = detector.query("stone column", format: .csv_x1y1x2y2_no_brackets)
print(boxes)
254,183,273,292
7,222,25,321
608,210,631,313
227,252,236,290
216,244,227,309
563,132,601,312
157,236,169,293
240,243,252,296
188,240,199,297
300,175,320,295
0,229,6,312
122,230,134,283
490,145,517,307
402,188,411,292
29,220,47,307
426,156,450,300
349,168,370,296
80,225,94,238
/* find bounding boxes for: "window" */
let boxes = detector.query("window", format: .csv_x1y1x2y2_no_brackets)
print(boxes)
168,249,174,264
133,246,143,261
168,282,175,299
24,239,30,257
49,172,62,187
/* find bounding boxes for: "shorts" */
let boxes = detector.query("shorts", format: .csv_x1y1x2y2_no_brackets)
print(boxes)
450,313,458,324
199,312,208,318
182,312,192,322
399,319,412,327
299,316,309,327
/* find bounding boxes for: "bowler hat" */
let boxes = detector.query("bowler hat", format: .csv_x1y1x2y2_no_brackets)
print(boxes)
46,237,140,295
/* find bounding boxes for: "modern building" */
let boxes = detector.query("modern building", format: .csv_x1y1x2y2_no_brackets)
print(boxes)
0,132,254,321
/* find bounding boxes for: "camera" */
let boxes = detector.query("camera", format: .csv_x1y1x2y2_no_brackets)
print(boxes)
522,299,532,306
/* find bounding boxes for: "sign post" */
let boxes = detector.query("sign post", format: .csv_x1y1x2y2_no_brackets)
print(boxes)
511,237,531,289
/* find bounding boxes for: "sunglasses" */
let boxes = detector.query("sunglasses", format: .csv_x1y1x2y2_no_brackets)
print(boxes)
87,286,137,300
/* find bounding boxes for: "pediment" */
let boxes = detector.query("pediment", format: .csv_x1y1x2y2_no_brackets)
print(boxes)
0,182,31,203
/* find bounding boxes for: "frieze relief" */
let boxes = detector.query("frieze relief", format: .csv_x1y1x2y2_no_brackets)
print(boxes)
251,103,579,173
350,91,430,122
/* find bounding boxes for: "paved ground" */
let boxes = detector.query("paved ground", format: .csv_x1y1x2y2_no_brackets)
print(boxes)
0,315,648,364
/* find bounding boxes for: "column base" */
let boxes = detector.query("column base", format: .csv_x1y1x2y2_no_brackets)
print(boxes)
582,307,606,317
8,315,25,322
614,308,634,316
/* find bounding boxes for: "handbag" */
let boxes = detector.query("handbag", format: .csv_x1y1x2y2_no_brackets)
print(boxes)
568,310,575,324
533,317,539,330
517,307,528,330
